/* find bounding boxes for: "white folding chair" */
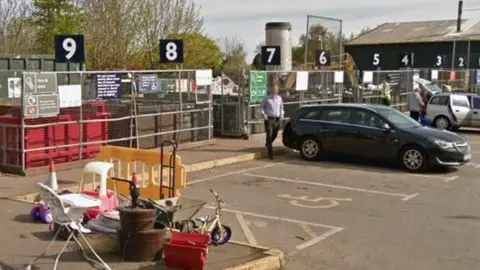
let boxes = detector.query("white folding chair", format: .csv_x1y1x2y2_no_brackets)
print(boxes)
26,183,112,270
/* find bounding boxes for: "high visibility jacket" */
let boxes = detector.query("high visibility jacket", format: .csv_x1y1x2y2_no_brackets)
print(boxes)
444,84,452,92
381,82,391,100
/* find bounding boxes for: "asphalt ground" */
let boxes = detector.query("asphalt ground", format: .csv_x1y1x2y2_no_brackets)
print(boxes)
183,131,480,270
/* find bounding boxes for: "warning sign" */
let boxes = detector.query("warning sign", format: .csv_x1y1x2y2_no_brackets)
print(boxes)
23,94,59,118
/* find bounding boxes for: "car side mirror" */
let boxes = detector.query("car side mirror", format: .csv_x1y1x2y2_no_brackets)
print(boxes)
382,123,392,132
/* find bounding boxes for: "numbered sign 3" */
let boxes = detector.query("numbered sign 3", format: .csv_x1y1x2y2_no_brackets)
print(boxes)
398,52,414,68
55,35,85,63
160,39,184,63
261,46,281,66
434,55,445,67
315,50,331,67
372,53,381,68
456,56,466,68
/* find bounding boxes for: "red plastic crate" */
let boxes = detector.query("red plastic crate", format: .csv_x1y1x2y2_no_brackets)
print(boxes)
163,243,207,270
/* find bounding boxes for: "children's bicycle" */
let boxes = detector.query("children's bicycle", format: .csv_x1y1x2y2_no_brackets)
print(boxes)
187,189,232,245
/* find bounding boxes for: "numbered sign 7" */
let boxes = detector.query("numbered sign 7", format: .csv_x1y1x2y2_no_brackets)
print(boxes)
261,46,281,65
54,35,85,63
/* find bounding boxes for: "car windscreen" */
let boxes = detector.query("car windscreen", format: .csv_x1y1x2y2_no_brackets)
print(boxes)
424,83,442,93
375,107,422,129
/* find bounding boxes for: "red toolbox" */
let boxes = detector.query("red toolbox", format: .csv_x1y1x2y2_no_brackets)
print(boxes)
163,231,209,270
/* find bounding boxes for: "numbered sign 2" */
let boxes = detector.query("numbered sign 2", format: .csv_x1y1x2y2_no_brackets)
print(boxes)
55,35,85,63
398,53,414,68
434,55,445,67
315,50,331,67
372,53,381,68
456,56,466,68
160,39,184,63
261,46,281,65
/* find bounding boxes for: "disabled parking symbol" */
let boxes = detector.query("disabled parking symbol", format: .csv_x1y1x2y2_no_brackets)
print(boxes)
278,194,352,209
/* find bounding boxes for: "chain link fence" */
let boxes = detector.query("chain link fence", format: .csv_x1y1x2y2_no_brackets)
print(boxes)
0,69,212,173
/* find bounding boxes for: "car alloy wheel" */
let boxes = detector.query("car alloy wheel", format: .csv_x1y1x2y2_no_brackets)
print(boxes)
402,149,424,171
434,116,449,130
301,139,319,160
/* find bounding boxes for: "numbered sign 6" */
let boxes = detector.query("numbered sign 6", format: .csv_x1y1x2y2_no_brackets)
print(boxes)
315,50,331,67
398,52,413,68
54,35,85,63
261,46,281,65
372,53,381,67
159,39,184,63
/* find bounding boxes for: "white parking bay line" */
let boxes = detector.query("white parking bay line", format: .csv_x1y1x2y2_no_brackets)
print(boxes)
188,163,279,185
243,173,418,201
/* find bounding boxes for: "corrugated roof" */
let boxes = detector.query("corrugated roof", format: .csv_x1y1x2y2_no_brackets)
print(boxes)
347,19,480,45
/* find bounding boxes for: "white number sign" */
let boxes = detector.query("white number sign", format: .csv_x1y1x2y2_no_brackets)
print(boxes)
436,56,442,66
373,53,380,66
62,38,77,60
458,57,465,67
266,47,276,63
401,54,409,66
318,51,328,65
165,42,178,61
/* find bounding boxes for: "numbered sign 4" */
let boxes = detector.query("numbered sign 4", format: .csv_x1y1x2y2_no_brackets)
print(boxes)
372,53,381,68
261,46,281,66
55,35,85,63
159,39,184,63
316,50,331,67
398,52,414,68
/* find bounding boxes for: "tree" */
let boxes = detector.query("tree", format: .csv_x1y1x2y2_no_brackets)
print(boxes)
218,36,247,69
160,32,222,70
0,0,36,53
31,0,85,54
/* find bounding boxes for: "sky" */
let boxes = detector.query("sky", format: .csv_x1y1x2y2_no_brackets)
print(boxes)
197,0,480,60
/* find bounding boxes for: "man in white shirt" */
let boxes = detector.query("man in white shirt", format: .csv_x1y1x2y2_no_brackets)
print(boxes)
407,88,424,122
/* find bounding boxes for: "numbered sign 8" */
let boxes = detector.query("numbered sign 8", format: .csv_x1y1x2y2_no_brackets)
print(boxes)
372,53,381,67
261,46,281,65
398,53,413,68
315,50,331,67
456,56,466,68
159,39,184,63
54,35,85,63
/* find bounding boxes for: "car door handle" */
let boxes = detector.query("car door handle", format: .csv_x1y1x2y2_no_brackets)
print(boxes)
474,112,478,115
455,110,459,112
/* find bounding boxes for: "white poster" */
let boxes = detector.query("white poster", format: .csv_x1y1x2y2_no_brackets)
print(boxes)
295,71,309,91
58,84,82,108
195,69,213,86
431,70,439,80
334,71,344,83
7,77,21,98
363,71,373,83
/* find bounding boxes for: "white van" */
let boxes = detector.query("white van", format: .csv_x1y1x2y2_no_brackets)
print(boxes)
426,93,478,130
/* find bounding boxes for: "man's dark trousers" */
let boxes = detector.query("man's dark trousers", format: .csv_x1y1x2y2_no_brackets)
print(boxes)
264,117,280,159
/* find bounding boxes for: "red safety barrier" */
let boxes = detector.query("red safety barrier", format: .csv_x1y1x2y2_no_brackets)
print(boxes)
163,231,209,270
0,101,110,169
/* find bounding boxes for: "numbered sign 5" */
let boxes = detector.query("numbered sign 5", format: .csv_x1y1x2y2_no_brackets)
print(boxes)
159,39,184,63
456,56,466,68
372,53,381,67
398,52,414,68
261,46,281,65
54,35,85,63
315,50,331,67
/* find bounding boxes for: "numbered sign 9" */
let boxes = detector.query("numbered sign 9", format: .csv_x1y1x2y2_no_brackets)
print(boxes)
54,35,85,63
315,50,331,67
456,55,466,68
261,46,281,65
398,52,414,68
372,53,381,68
159,39,184,63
